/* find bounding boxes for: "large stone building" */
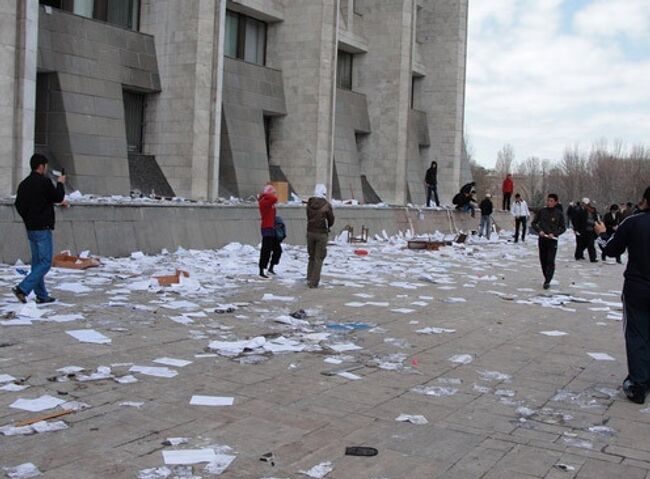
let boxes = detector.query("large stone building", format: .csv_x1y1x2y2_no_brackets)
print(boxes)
1,0,469,205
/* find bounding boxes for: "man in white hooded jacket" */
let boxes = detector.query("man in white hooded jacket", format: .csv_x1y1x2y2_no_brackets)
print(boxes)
511,193,530,243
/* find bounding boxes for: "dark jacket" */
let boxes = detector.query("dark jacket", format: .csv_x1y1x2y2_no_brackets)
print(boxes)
425,167,437,186
479,198,493,216
307,197,334,234
600,210,650,293
14,172,65,230
603,211,622,236
531,206,566,238
572,207,588,233
460,182,475,195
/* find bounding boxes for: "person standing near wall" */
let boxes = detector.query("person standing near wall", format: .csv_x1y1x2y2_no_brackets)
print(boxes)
595,186,650,403
306,184,334,289
531,193,566,290
258,184,278,278
13,154,66,304
502,173,514,211
511,193,530,243
424,161,440,207
479,194,494,239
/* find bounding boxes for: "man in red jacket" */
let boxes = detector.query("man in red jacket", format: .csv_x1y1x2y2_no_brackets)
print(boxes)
258,184,278,278
502,173,514,211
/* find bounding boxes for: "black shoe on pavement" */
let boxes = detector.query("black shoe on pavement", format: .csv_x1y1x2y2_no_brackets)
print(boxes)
35,296,56,304
12,287,27,304
590,259,599,263
268,267,276,275
623,377,647,404
543,282,550,290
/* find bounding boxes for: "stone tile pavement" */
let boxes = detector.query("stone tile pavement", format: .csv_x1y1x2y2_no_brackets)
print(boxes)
0,237,649,478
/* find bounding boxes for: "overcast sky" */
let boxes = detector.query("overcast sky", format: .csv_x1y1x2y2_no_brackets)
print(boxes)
465,0,650,168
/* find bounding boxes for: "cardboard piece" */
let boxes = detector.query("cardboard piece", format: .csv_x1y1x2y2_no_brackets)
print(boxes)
53,253,100,270
154,269,190,286
270,181,289,202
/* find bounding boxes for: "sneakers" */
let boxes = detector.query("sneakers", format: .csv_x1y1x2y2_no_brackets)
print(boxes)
35,296,56,304
12,287,26,304
623,377,647,404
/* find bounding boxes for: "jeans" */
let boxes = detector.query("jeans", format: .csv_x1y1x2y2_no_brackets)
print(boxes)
426,186,439,207
18,229,53,299
307,231,328,287
514,217,527,242
538,237,558,283
479,215,492,239
623,289,650,385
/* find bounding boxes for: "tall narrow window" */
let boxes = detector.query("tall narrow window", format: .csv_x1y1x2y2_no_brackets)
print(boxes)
224,10,267,66
263,116,272,159
123,91,145,153
337,51,353,90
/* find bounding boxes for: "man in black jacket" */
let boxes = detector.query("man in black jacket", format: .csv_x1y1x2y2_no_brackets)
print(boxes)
595,186,650,403
424,161,439,207
13,154,66,304
531,193,566,289
602,204,623,263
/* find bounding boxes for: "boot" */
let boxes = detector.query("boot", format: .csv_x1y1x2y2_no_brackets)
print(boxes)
259,267,269,279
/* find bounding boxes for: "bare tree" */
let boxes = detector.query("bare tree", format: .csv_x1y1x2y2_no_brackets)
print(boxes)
495,144,515,177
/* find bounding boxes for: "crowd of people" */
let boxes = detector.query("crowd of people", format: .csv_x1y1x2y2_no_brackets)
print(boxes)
10,154,650,405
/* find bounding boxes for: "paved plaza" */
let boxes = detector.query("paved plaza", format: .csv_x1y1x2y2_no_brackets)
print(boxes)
0,234,648,478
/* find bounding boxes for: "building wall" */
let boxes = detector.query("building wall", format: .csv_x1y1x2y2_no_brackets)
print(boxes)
140,0,224,200
37,6,160,195
0,1,38,197
2,0,468,205
417,0,469,203
220,58,286,198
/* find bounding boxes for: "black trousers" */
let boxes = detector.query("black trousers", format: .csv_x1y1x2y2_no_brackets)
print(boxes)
514,217,527,242
575,232,596,261
623,289,650,385
426,186,439,207
259,236,282,269
538,237,558,283
503,192,512,210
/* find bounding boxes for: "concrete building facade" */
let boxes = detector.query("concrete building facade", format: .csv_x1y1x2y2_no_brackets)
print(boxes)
2,0,469,205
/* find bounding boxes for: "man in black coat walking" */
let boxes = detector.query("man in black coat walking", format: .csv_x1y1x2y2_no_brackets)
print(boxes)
531,193,566,289
424,161,439,207
595,186,650,403
13,154,66,304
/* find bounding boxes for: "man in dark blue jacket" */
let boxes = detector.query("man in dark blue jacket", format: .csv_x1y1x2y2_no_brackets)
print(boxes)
531,194,566,289
595,186,650,403
13,154,66,304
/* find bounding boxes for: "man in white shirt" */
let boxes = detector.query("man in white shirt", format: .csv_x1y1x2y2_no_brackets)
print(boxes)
511,193,530,243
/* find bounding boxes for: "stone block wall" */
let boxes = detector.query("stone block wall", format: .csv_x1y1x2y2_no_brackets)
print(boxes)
0,200,513,264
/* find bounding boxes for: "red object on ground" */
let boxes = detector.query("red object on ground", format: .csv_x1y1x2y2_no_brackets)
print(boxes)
354,249,369,256
411,359,419,366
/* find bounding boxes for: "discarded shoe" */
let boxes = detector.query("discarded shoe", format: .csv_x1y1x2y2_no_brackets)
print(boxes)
345,446,378,457
12,287,27,304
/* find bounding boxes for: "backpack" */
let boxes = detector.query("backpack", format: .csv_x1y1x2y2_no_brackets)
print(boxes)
275,216,287,241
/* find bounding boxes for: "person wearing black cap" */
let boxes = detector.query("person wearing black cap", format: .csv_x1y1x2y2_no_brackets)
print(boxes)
595,186,650,404
12,154,66,304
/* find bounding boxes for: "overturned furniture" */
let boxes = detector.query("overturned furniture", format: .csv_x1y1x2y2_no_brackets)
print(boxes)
343,224,369,243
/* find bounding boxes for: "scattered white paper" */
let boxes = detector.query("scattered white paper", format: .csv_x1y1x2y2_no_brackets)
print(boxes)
395,414,428,425
162,448,219,465
391,308,415,314
448,354,473,365
129,365,178,378
587,352,615,361
208,337,266,357
1,383,29,392
328,342,362,353
262,293,295,302
10,395,66,412
153,357,193,368
3,463,41,479
540,331,568,337
55,282,92,293
337,372,361,381
0,373,17,383
300,461,334,478
120,401,144,408
417,327,456,334
165,437,190,446
66,329,111,345
190,395,234,406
